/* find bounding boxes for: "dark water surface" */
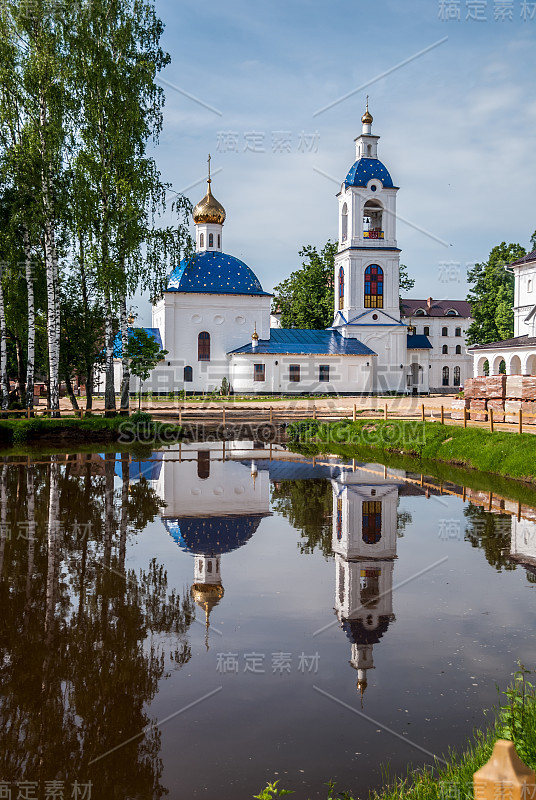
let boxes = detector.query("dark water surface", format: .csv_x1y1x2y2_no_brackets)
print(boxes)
1,441,535,800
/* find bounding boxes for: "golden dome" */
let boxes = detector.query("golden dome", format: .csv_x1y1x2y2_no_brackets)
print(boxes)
361,98,373,125
193,180,226,225
252,323,259,341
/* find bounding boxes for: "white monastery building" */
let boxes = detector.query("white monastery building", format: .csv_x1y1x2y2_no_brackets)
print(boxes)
470,249,536,377
123,104,474,395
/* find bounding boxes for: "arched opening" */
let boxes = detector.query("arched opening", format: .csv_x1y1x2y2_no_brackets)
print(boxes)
364,264,383,309
184,365,193,382
492,356,506,375
208,233,214,248
442,366,449,386
338,266,344,310
424,326,430,336
363,201,383,240
362,500,382,544
456,345,462,355
341,203,348,242
200,233,204,248
526,354,536,376
509,355,522,375
442,327,448,336
455,327,462,337
442,345,448,354
217,234,220,248
476,357,487,376
445,309,457,317
367,143,372,157
337,497,343,540
414,309,426,316
197,450,210,480
198,331,210,361
454,366,461,386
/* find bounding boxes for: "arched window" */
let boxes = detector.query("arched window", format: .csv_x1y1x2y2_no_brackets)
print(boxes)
200,233,204,247
338,267,344,309
362,500,382,544
197,450,210,480
414,309,426,316
217,234,220,248
208,233,213,247
445,309,457,316
442,366,449,386
455,327,462,337
364,264,384,308
341,203,348,242
442,327,448,336
336,497,343,540
455,345,462,355
454,366,461,386
184,365,193,382
442,345,448,354
198,331,210,361
423,326,430,336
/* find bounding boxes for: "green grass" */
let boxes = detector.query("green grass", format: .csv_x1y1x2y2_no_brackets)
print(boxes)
0,411,183,446
286,419,536,484
256,666,536,800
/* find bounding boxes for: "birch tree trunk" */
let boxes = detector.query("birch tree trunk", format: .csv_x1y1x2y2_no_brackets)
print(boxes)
45,455,59,635
120,297,130,415
0,269,10,411
24,463,36,631
39,91,61,417
22,225,35,411
104,300,116,415
0,463,7,579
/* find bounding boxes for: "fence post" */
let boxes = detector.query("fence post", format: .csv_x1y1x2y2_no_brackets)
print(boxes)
313,404,317,421
179,405,182,426
519,408,523,435
353,404,356,422
421,403,425,422
269,406,273,424
473,739,535,800
489,407,494,433
384,403,388,421
222,406,226,427
440,405,444,425
463,406,468,428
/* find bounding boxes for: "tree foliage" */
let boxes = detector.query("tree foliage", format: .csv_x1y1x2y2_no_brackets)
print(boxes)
272,241,337,329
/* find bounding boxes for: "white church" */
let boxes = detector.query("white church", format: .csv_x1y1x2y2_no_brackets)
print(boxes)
125,104,474,396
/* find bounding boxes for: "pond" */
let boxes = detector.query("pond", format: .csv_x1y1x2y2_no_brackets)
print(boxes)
0,441,535,800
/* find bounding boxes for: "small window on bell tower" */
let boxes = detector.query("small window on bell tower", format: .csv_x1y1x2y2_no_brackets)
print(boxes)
217,234,220,248
209,233,213,248
200,233,204,248
341,203,348,242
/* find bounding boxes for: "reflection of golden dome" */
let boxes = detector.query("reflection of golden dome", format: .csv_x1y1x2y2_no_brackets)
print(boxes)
192,582,224,651
192,180,226,225
192,582,224,611
357,676,367,706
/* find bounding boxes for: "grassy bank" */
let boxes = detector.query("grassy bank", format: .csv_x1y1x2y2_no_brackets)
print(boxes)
0,411,183,446
286,419,536,485
256,667,536,800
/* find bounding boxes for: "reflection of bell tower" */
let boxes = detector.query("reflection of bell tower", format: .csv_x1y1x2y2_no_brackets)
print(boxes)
192,554,224,650
332,471,398,702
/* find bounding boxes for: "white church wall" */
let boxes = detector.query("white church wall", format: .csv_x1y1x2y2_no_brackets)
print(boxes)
513,261,536,337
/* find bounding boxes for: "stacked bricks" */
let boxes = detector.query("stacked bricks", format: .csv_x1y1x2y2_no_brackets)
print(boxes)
451,398,470,420
464,376,506,421
505,377,536,424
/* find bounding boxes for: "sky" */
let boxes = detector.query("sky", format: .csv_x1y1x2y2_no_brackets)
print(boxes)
135,0,536,324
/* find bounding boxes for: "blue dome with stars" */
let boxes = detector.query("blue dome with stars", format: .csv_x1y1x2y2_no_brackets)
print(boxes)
167,251,271,296
345,157,394,189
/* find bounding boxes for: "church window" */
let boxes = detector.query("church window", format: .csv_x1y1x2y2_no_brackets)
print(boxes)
184,366,193,382
200,233,204,247
455,327,462,337
319,364,329,382
454,366,461,386
424,326,430,336
442,327,448,336
218,234,220,248
364,264,384,309
197,450,210,480
208,233,213,247
442,345,448,354
198,331,210,361
414,309,425,316
289,364,300,382
341,203,348,242
445,309,457,316
442,366,449,386
336,497,343,540
254,364,265,382
198,559,203,572
529,279,533,292
338,267,344,309
367,144,372,156
362,500,382,544
207,560,212,573
456,345,462,354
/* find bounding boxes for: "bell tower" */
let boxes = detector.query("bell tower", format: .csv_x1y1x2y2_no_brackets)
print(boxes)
333,101,402,324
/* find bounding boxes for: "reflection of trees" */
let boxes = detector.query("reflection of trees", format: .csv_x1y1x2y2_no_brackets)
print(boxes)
463,504,515,571
271,479,333,557
0,454,194,796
